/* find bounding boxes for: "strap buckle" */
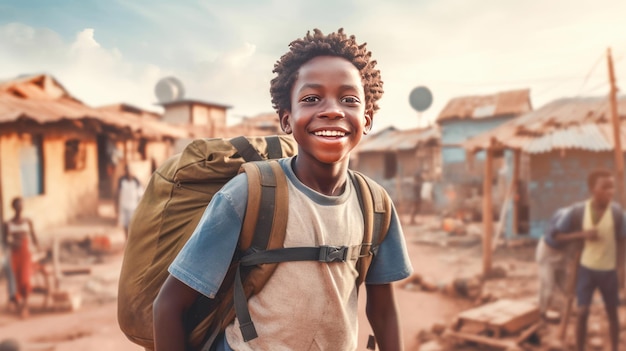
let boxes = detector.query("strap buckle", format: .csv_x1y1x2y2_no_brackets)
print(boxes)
319,245,348,262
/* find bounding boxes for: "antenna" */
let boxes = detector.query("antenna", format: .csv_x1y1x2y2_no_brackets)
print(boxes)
155,76,185,103
409,86,433,127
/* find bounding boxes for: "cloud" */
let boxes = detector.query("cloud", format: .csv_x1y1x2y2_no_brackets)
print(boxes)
2,0,626,132
0,23,164,110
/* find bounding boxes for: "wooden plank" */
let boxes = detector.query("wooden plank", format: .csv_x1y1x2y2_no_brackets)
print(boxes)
447,331,516,349
457,299,540,334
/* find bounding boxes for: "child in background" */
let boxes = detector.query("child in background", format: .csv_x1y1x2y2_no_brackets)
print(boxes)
2,197,39,318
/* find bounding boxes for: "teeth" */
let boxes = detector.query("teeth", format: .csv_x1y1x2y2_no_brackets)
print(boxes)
314,130,346,137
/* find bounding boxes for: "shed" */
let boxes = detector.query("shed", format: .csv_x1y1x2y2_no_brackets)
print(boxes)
0,74,188,235
352,126,440,209
464,96,626,239
436,89,532,211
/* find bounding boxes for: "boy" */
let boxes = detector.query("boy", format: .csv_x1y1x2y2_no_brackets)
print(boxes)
546,169,625,351
153,28,413,351
536,207,568,317
115,164,143,238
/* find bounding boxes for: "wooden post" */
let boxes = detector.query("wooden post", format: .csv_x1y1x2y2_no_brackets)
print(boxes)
608,47,625,206
559,245,583,341
512,149,521,235
0,138,4,241
482,139,495,277
607,47,626,289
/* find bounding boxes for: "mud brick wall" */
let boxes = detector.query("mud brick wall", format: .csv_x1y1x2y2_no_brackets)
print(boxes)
527,150,618,238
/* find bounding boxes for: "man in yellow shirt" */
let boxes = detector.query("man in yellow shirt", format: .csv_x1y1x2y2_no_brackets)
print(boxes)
550,169,625,351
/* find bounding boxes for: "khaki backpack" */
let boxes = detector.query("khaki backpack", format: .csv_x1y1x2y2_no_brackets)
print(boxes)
117,135,392,351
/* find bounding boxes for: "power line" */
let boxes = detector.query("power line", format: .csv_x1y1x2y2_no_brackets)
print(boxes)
576,53,605,96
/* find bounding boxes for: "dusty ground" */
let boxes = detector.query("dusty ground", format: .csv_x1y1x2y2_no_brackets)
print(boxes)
0,213,622,350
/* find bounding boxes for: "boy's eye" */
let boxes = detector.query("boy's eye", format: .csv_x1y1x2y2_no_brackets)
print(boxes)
341,96,361,104
301,96,319,103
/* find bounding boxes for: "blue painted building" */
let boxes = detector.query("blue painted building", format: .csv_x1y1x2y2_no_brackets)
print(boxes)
436,89,532,212
464,96,626,239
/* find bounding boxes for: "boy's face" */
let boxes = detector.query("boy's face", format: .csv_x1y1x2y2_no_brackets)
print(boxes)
591,175,615,207
280,56,372,166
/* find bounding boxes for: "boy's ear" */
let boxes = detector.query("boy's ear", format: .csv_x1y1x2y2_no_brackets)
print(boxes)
279,110,293,134
363,110,373,135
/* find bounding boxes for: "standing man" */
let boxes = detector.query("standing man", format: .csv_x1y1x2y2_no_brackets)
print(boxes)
548,169,625,351
410,171,423,225
116,164,143,238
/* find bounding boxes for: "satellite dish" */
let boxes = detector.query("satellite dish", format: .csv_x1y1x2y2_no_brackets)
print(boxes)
155,77,185,103
409,86,433,112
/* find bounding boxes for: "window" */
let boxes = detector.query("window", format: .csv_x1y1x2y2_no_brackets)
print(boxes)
384,152,397,179
64,139,86,171
20,134,44,197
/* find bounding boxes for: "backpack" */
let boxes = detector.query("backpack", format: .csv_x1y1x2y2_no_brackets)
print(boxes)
117,135,393,351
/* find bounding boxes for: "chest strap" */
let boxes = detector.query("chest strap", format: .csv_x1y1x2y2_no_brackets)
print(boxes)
234,243,377,341
240,244,376,265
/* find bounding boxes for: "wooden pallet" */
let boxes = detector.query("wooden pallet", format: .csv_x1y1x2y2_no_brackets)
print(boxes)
450,299,541,348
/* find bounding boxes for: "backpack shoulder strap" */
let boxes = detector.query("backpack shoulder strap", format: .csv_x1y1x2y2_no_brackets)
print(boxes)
234,160,289,341
350,170,392,287
194,160,289,350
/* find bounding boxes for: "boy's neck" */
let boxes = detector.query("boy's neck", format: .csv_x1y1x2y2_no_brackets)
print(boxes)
292,156,349,196
590,198,609,212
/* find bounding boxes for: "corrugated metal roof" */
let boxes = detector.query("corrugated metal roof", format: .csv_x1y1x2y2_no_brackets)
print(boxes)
357,126,440,153
0,74,189,139
159,99,232,110
437,89,531,123
97,104,189,139
464,96,626,153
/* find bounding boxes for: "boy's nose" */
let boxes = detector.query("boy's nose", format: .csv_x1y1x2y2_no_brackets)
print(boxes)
318,101,345,119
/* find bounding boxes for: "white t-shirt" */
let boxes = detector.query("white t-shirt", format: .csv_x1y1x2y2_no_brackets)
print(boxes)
118,176,143,211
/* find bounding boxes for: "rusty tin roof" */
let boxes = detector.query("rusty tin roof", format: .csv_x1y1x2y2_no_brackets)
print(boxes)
437,89,532,123
463,96,626,153
0,74,188,139
357,126,440,153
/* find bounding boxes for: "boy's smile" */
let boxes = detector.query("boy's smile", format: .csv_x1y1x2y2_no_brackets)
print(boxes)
281,56,372,168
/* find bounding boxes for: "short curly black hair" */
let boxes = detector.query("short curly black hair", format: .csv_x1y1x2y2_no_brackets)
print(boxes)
270,28,384,117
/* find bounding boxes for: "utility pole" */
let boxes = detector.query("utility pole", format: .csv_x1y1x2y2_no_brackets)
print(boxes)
607,47,626,290
608,47,625,206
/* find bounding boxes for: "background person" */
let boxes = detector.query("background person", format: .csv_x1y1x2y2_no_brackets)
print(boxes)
116,164,144,238
2,197,39,318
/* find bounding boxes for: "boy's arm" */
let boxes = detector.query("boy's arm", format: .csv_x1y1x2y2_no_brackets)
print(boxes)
153,274,201,351
553,229,597,243
550,205,596,243
365,283,403,351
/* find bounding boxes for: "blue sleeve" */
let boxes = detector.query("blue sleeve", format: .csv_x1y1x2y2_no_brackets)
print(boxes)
544,208,567,249
168,174,248,298
554,207,575,234
365,204,413,284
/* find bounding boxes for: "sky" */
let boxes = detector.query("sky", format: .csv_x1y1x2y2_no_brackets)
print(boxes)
1,0,625,132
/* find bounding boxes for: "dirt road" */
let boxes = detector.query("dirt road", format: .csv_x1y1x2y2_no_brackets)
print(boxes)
0,215,528,350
